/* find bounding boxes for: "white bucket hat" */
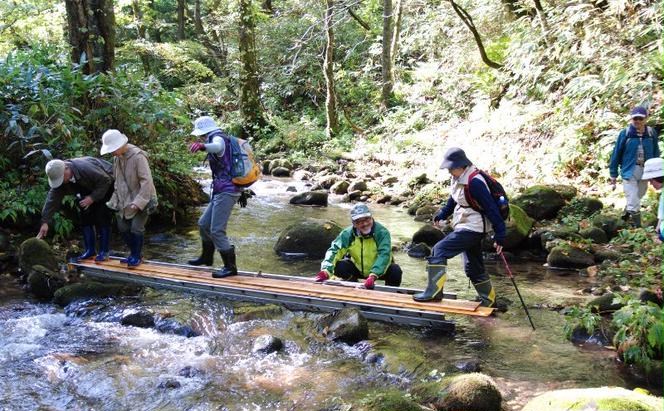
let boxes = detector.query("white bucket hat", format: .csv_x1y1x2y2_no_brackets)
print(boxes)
642,158,664,180
191,116,221,136
45,159,66,188
100,129,128,155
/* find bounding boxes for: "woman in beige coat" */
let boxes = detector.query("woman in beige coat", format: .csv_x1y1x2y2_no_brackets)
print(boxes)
100,129,157,268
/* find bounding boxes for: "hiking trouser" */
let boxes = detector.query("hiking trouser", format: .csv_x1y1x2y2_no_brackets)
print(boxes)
116,210,149,235
334,259,403,287
198,192,240,252
623,165,648,213
429,229,489,284
78,186,114,227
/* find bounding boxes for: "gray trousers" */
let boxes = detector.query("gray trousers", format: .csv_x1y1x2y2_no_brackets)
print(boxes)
199,192,239,251
117,210,149,235
623,165,647,213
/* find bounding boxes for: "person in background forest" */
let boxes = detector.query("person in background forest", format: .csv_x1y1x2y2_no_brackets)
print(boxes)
641,157,663,240
609,106,661,228
101,129,157,268
414,147,505,307
37,157,114,263
187,116,244,278
314,204,402,289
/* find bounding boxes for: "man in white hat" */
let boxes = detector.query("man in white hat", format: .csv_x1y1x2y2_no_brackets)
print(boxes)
38,157,114,262
642,157,664,240
187,116,242,278
609,106,661,227
101,129,157,268
314,203,402,289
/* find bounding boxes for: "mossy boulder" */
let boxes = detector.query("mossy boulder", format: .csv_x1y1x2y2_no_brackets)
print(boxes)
579,227,608,244
412,373,502,411
511,185,565,221
27,265,65,298
319,174,341,189
289,191,328,206
412,224,445,247
592,214,627,240
316,307,368,345
560,197,604,219
547,244,595,269
548,184,578,201
19,238,59,273
359,390,422,411
503,204,534,249
522,387,663,411
348,180,368,192
268,158,293,174
274,219,342,259
53,281,140,306
234,303,285,321
330,180,350,194
588,292,625,314
271,166,291,177
407,242,432,258
539,226,583,250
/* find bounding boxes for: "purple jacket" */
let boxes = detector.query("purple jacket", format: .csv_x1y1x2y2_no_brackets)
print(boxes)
207,131,239,194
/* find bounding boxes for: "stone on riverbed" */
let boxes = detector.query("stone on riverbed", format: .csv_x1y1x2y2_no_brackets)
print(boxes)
522,387,663,411
252,334,284,354
19,238,59,273
53,281,141,306
289,191,328,206
547,244,595,269
411,224,446,247
274,219,342,259
412,372,502,411
27,265,65,298
316,307,368,345
511,185,565,221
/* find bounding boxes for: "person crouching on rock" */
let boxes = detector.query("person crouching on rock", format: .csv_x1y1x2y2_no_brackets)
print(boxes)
314,204,402,289
413,147,505,307
37,157,114,263
187,116,241,278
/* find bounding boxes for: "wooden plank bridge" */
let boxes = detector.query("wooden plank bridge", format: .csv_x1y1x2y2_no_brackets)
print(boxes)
71,258,494,331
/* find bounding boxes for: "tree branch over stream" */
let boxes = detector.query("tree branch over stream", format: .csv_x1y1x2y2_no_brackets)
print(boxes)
448,0,502,69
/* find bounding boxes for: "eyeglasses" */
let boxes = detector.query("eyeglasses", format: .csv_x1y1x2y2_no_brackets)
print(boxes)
632,117,645,121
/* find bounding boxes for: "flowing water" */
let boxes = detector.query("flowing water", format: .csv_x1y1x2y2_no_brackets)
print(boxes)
0,177,652,411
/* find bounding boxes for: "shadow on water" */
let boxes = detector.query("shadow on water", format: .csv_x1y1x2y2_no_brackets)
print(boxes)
0,177,657,410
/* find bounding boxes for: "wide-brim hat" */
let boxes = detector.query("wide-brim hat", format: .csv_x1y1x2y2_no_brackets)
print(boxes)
191,116,221,136
100,129,128,155
439,147,472,169
45,159,65,188
642,158,664,179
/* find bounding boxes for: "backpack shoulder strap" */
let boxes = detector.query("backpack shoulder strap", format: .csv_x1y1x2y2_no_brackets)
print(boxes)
463,169,482,212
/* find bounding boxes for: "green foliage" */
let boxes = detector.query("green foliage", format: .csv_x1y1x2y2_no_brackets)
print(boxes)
612,295,663,370
564,305,602,337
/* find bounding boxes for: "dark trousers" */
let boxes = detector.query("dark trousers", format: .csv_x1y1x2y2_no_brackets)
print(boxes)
334,259,403,287
78,186,114,227
429,229,489,284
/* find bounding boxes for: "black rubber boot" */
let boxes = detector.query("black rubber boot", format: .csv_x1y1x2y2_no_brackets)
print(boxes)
188,241,215,266
94,226,111,263
473,279,496,307
212,246,237,278
413,264,447,302
629,212,642,228
71,226,96,262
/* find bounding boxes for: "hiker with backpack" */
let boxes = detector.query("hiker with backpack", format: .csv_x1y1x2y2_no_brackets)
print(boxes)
187,116,259,278
413,147,506,307
609,106,661,228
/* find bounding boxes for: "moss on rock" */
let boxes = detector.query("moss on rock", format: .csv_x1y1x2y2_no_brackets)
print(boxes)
414,373,502,411
53,281,141,306
234,303,285,321
19,238,59,273
522,387,663,411
512,185,565,221
358,389,422,411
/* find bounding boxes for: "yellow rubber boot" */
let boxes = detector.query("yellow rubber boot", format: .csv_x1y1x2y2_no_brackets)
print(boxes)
413,264,447,302
473,279,496,307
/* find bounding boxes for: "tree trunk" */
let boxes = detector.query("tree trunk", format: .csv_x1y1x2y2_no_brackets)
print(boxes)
323,0,339,138
177,0,186,40
390,0,403,65
131,0,147,39
64,0,116,74
149,0,162,42
238,0,265,137
448,0,502,69
381,0,394,109
194,0,228,77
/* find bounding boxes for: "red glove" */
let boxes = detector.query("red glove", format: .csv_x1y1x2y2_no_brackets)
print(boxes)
189,142,206,153
364,274,377,289
314,270,329,282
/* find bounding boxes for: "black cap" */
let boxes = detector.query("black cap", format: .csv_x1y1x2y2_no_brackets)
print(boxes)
439,147,472,169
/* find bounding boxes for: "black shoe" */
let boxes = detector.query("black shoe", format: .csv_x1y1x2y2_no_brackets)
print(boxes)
212,246,237,278
188,241,215,266
413,264,447,302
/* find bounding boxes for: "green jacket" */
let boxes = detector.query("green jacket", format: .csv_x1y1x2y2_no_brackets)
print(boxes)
321,221,393,278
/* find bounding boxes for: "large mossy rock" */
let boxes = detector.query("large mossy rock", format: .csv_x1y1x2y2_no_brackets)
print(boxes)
330,180,350,194
289,191,328,206
412,224,445,247
268,158,293,174
413,373,502,411
579,226,608,244
547,244,595,269
53,281,140,306
592,214,627,240
360,390,422,411
19,238,59,273
512,185,565,221
274,219,342,259
522,387,663,411
316,307,368,345
27,265,65,298
504,204,534,249
560,197,604,219
548,184,578,201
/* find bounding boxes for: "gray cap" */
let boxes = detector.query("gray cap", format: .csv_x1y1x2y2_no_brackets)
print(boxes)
45,159,65,188
351,203,372,221
439,147,472,169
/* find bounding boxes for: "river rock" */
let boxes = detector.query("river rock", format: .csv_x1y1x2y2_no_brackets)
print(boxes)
155,318,199,337
53,281,140,306
319,175,340,189
414,373,502,411
539,226,583,250
455,359,481,372
234,303,285,321
252,334,284,354
591,245,622,262
19,238,59,274
289,191,328,206
178,366,202,378
268,159,293,174
271,166,291,177
547,245,595,269
503,204,534,249
27,265,65,298
330,180,350,194
158,378,181,389
348,180,367,192
261,159,272,175
292,169,313,181
579,226,608,244
121,310,155,328
360,390,422,411
522,387,663,411
407,242,431,258
511,185,565,221
412,225,445,247
548,184,578,201
375,194,391,204
592,214,626,240
408,173,430,188
317,307,368,345
274,220,342,259
588,292,624,314
639,289,663,307
560,196,604,218
568,317,616,346
382,176,399,185
414,205,438,221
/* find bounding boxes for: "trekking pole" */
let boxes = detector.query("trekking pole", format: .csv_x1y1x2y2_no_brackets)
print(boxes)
499,252,536,330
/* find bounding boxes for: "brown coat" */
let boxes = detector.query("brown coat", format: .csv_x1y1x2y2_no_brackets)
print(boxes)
108,144,157,219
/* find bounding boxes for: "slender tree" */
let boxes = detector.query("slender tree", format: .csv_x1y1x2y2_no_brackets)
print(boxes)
177,0,186,40
448,0,502,69
64,0,116,74
238,0,265,136
323,0,339,137
131,0,147,39
390,0,403,65
193,0,228,77
381,0,394,109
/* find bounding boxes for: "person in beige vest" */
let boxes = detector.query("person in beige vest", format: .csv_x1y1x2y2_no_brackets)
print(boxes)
100,129,157,268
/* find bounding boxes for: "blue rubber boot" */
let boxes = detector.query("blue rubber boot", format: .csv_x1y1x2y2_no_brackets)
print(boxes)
71,226,96,262
127,233,144,269
94,226,111,263
120,232,131,264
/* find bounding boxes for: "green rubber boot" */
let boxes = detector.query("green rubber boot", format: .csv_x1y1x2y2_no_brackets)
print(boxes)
413,264,447,302
473,279,496,307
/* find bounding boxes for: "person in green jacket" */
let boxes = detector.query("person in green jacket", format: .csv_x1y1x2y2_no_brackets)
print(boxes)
314,204,402,289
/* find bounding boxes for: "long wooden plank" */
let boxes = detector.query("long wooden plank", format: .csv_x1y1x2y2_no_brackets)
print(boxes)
90,260,482,313
75,260,493,317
